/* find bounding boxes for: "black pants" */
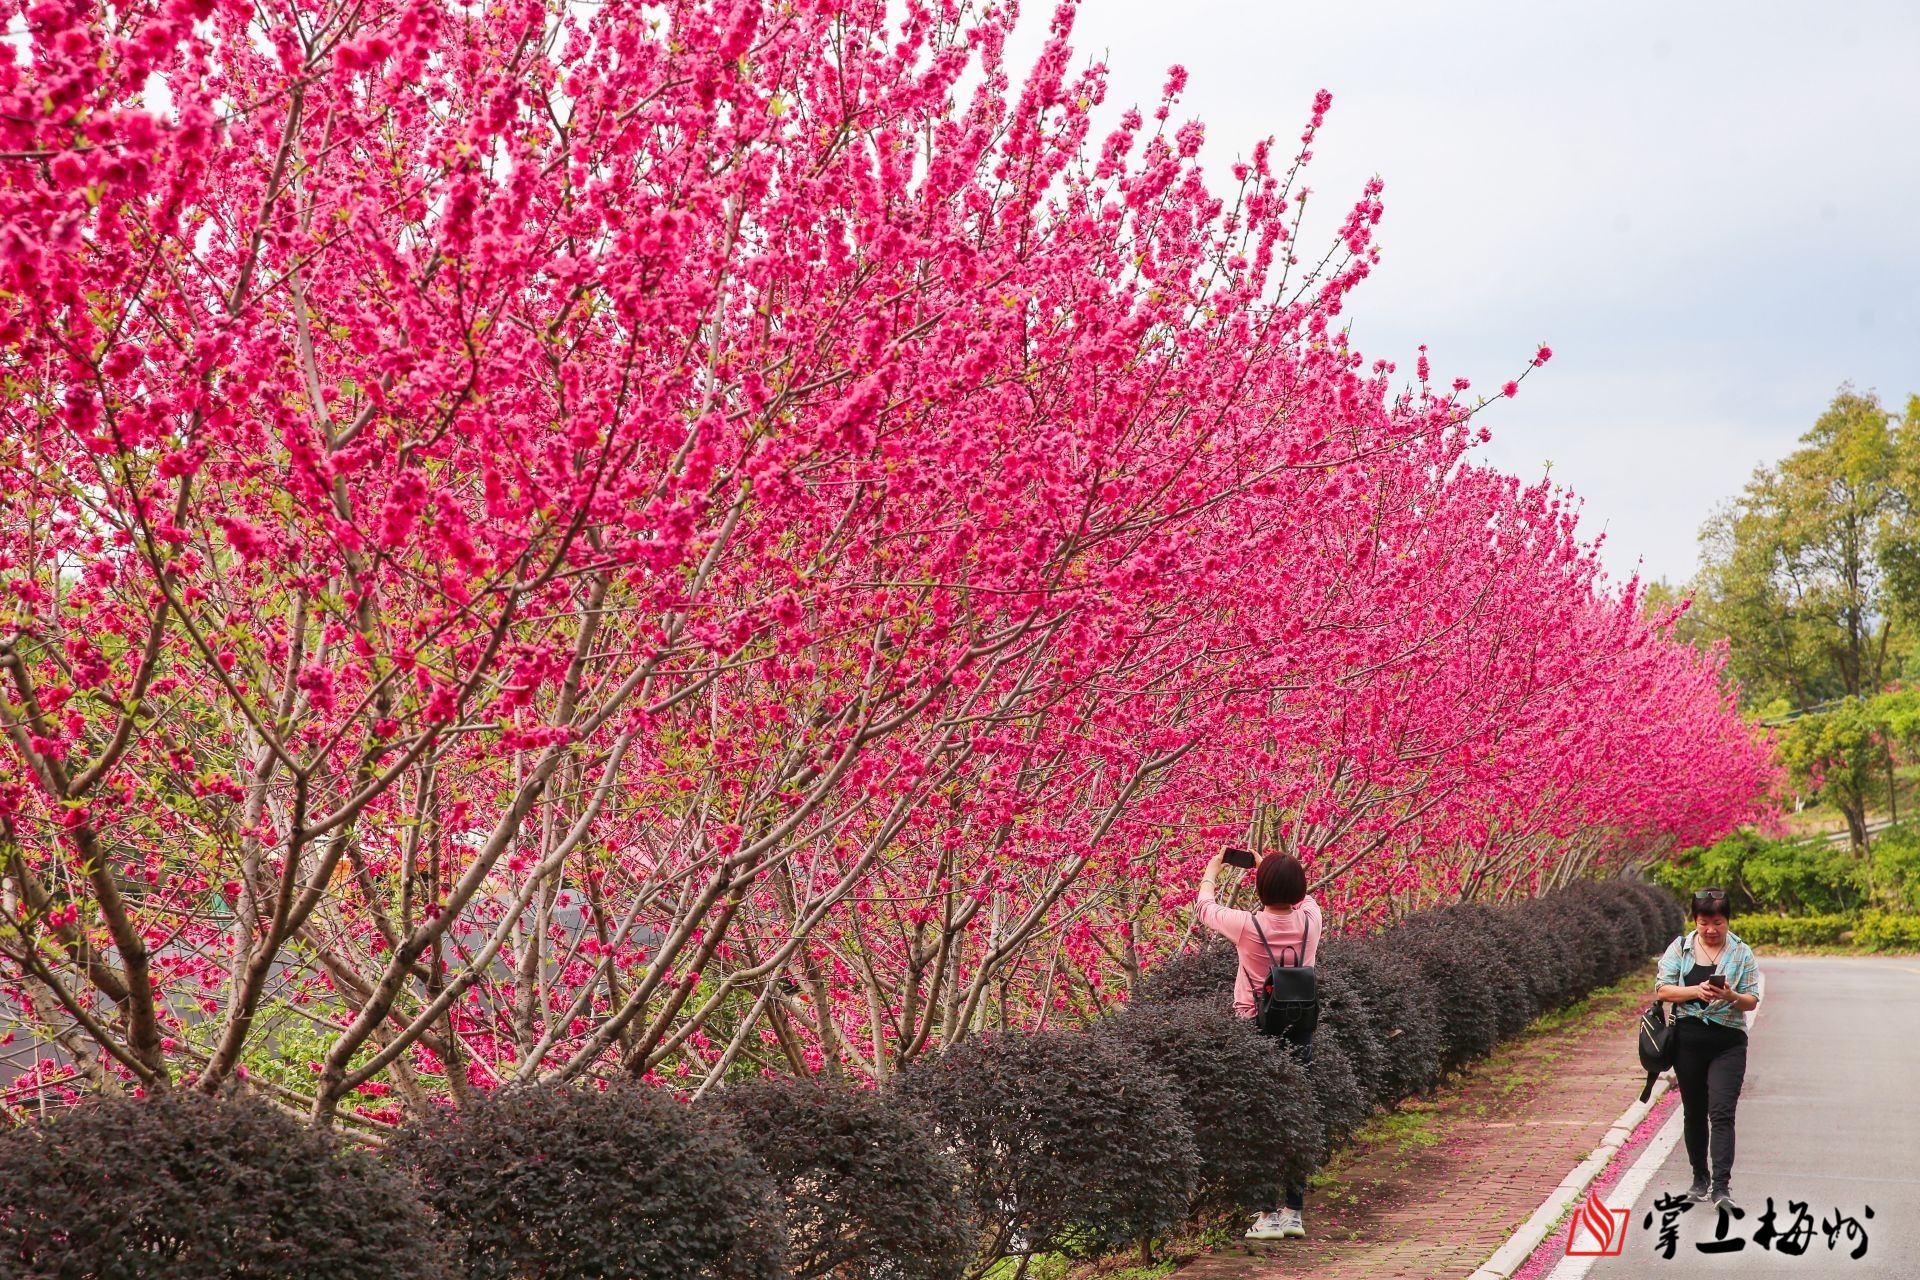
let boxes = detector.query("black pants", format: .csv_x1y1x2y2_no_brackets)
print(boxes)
1673,1017,1747,1189
1280,1034,1313,1211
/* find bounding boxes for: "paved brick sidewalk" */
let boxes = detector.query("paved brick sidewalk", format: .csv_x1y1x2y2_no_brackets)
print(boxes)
1176,966,1656,1280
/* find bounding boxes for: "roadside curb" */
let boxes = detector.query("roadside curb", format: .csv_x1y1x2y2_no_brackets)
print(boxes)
1463,1075,1671,1280
1468,969,1766,1280
1538,1099,1683,1280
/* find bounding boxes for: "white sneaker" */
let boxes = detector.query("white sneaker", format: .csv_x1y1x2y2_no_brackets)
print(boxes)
1245,1211,1289,1240
1280,1207,1307,1238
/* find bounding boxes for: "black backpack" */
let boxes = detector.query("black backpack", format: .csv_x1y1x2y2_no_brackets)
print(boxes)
1249,910,1319,1045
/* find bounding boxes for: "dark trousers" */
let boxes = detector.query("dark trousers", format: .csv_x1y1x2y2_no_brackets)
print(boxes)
1281,1034,1313,1211
1673,1017,1747,1189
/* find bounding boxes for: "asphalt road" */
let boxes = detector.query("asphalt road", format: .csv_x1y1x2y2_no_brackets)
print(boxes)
1583,955,1920,1278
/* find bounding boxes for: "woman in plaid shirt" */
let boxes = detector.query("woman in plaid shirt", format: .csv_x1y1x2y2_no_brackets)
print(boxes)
1655,887,1761,1211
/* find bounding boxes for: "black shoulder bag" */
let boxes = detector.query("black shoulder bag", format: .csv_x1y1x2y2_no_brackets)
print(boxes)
1635,930,1687,1102
1250,910,1319,1046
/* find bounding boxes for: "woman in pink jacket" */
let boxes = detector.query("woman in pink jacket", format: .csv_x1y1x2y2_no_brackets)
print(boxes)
1196,849,1321,1241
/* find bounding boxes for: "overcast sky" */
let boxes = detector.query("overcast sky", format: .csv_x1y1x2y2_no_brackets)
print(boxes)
1011,0,1920,587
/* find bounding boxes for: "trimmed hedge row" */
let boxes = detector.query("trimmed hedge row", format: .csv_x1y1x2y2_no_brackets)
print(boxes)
1725,909,1920,951
0,1090,452,1280
0,879,1683,1280
711,1080,974,1280
1095,1000,1318,1214
896,1028,1198,1263
390,1082,785,1280
1729,912,1855,948
1855,910,1920,950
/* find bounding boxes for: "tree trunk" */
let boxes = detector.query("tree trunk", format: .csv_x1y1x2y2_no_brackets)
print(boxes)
1844,799,1870,854
1887,743,1900,825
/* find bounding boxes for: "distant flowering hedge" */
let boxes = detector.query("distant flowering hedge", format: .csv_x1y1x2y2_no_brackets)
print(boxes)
0,878,1680,1279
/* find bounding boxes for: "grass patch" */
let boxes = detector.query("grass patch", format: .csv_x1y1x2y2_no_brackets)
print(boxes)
981,1255,1071,1280
1526,968,1650,1035
1528,995,1595,1035
1353,1108,1441,1153
1075,1259,1179,1280
1306,1168,1352,1194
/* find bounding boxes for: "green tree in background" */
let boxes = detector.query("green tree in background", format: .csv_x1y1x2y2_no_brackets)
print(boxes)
1776,697,1886,850
1662,390,1920,853
1691,389,1920,709
1739,689,1920,855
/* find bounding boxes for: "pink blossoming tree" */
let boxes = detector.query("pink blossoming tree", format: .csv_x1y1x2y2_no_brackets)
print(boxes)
0,0,1772,1123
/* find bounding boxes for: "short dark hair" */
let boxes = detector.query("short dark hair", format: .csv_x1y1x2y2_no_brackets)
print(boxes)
1690,887,1731,919
1256,853,1307,907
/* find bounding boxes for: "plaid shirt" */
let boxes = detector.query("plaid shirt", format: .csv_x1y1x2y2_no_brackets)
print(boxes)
1657,929,1760,1031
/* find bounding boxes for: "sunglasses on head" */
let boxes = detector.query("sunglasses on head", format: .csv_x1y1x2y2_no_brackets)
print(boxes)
1691,890,1730,916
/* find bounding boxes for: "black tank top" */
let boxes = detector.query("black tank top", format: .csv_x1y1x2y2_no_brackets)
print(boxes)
1678,958,1745,1037
1682,939,1725,996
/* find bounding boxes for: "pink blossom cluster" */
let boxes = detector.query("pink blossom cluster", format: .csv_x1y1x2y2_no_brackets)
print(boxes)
0,0,1773,1118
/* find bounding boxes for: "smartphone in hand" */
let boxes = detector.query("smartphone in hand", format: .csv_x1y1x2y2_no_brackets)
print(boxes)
1703,974,1730,997
1222,846,1257,869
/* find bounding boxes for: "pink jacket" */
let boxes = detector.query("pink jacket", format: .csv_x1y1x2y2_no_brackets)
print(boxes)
1195,888,1322,1018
